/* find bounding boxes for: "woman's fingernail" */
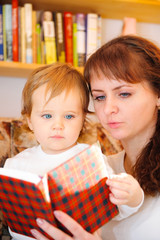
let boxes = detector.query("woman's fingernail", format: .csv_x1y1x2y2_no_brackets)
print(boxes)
30,229,38,236
36,218,45,225
54,210,61,219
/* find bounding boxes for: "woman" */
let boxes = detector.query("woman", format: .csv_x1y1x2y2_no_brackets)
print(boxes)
31,35,160,240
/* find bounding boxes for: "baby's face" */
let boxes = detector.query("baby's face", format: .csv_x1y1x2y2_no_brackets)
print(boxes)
27,84,85,155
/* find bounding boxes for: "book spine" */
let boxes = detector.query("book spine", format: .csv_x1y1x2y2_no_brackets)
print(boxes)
64,12,73,64
73,15,78,67
0,5,3,61
36,23,41,64
54,12,65,63
32,10,37,63
85,13,98,60
2,5,6,61
41,40,45,64
24,3,33,63
20,7,25,63
4,4,12,61
76,13,86,67
18,6,21,62
97,15,102,49
43,20,57,64
12,0,18,61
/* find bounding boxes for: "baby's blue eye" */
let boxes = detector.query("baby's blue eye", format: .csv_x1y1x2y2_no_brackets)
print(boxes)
65,115,73,119
43,114,52,119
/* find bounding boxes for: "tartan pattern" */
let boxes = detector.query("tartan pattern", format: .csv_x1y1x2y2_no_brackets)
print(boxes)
0,175,55,239
49,177,118,234
0,144,118,238
48,144,108,195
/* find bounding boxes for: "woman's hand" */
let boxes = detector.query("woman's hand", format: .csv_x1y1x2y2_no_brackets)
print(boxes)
31,210,102,240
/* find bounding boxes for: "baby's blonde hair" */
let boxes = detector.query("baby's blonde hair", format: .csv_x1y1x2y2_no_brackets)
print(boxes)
22,63,90,118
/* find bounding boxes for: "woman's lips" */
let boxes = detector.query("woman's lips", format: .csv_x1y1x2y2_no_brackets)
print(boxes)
108,122,122,129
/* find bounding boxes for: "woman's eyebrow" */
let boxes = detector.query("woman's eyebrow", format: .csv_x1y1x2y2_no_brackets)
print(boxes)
91,84,132,92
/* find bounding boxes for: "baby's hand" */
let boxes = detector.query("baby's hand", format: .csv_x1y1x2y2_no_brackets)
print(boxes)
106,173,143,207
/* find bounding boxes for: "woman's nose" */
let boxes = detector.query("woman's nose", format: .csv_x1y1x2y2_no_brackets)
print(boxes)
103,98,119,115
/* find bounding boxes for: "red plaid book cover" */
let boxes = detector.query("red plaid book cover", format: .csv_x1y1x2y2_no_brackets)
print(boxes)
0,143,118,238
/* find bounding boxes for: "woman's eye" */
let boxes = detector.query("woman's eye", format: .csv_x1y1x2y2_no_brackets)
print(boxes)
120,92,131,97
93,95,106,101
65,115,73,120
42,114,52,119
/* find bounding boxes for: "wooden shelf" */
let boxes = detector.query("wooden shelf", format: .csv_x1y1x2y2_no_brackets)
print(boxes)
17,0,160,24
0,61,83,78
1,0,160,78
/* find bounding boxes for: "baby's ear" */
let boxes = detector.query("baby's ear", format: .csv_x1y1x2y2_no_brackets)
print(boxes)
27,117,33,131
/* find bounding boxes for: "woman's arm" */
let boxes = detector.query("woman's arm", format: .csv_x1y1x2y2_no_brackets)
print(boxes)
30,210,102,240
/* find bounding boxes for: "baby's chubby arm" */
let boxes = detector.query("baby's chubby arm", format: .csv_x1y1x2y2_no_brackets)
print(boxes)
106,173,144,220
106,173,144,207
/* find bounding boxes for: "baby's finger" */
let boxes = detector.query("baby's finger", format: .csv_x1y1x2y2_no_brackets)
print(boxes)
106,178,130,192
109,193,128,206
109,186,129,199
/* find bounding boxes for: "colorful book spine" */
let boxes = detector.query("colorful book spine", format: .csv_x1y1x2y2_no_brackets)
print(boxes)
43,20,57,64
97,15,102,49
18,6,21,62
54,12,65,63
41,40,45,64
20,6,25,63
73,15,78,67
43,11,57,64
64,12,73,64
36,23,42,64
0,5,3,61
2,5,6,61
4,4,12,61
32,10,37,63
24,3,33,63
76,13,86,67
85,13,98,60
36,10,43,64
12,0,18,61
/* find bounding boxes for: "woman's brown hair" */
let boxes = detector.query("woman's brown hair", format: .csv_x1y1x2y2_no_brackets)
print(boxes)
84,35,160,195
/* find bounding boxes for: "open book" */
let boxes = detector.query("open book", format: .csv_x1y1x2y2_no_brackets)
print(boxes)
0,144,118,239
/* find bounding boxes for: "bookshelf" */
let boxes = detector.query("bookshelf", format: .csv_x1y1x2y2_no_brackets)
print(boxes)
0,61,83,78
1,0,160,78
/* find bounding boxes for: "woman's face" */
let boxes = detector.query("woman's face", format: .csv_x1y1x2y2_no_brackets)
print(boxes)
90,73,159,142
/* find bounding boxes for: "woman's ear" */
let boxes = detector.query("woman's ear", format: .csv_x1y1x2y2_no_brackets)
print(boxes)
27,117,33,131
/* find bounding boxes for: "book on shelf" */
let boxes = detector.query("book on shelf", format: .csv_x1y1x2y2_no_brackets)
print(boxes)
54,12,65,63
85,13,98,60
24,3,33,63
0,143,118,239
36,23,42,64
12,0,18,62
76,13,86,67
20,6,25,63
32,10,37,63
36,10,43,64
0,4,3,61
97,15,102,49
3,4,12,61
18,6,21,62
73,15,78,67
64,12,73,64
42,11,57,64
